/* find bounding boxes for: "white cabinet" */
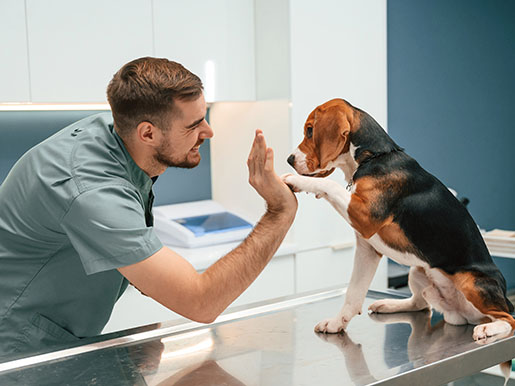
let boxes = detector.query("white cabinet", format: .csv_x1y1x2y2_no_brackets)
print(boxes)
296,247,354,293
0,0,30,102
296,245,389,293
153,0,255,102
231,254,295,306
4,0,255,104
25,0,154,102
254,0,290,100
103,246,386,334
102,285,182,334
2,0,385,105
102,253,295,334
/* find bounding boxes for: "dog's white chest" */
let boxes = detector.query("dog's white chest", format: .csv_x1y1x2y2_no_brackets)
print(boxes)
367,234,427,268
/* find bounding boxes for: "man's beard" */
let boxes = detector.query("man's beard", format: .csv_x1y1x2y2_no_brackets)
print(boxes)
155,140,202,169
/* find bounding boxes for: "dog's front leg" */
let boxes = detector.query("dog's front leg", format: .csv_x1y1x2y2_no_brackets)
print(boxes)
315,235,381,333
282,174,352,223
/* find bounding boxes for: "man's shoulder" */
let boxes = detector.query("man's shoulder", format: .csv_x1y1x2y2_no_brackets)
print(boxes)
68,113,135,192
0,113,115,198
26,112,114,162
67,112,114,142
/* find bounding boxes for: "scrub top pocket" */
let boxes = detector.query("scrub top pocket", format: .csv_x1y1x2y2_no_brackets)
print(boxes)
25,313,81,346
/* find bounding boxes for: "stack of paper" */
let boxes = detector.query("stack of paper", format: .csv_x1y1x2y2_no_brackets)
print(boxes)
482,229,515,258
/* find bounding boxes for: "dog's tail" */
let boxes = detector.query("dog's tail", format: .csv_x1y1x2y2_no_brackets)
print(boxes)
500,360,512,386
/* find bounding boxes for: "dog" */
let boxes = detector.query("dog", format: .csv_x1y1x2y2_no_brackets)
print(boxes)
283,98,515,343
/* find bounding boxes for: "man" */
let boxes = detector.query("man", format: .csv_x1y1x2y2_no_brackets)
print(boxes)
0,57,297,359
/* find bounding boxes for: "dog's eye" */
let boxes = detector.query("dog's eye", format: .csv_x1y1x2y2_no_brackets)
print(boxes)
306,126,313,139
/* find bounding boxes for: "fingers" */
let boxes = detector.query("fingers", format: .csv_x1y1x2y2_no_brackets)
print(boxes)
264,148,274,173
248,129,267,176
247,130,261,176
254,131,266,172
248,129,269,190
247,149,255,178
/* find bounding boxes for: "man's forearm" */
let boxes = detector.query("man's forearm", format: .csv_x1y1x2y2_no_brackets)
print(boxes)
198,208,295,321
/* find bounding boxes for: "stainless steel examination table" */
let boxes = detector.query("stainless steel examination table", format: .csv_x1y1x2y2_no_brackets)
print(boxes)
0,287,513,385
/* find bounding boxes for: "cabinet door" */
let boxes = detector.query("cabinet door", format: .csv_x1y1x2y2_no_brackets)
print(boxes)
102,285,183,334
296,246,388,293
295,247,354,293
26,0,153,102
153,0,255,102
231,254,295,307
0,0,30,102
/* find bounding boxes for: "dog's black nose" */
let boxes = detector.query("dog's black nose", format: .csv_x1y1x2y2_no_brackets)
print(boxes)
287,154,295,167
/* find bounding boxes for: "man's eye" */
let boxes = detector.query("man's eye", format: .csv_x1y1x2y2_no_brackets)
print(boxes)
306,126,313,139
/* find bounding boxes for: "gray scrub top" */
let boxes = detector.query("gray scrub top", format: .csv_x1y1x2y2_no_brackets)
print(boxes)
0,113,163,359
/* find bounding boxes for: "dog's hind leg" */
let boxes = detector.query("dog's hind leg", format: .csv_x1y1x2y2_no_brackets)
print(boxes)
369,266,430,313
449,272,515,341
473,318,514,342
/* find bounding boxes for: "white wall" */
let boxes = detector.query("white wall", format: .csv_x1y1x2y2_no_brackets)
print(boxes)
289,0,388,139
288,0,388,251
210,100,292,226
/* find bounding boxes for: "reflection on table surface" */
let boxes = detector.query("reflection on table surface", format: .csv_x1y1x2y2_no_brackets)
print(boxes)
0,289,513,385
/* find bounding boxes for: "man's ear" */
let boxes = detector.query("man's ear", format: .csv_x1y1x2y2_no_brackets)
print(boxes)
136,121,158,145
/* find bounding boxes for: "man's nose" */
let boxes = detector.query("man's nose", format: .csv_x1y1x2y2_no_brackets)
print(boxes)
201,122,214,139
287,154,295,167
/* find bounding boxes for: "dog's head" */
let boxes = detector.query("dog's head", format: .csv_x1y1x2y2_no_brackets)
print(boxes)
287,98,358,177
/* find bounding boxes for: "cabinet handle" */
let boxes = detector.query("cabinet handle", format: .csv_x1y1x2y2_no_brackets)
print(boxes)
331,241,355,251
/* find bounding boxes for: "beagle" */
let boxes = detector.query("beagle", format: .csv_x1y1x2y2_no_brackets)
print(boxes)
283,98,515,342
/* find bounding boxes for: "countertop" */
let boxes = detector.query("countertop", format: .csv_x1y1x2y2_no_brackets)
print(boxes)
1,286,513,385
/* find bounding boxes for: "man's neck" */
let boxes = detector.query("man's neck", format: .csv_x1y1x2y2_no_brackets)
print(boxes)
117,131,164,178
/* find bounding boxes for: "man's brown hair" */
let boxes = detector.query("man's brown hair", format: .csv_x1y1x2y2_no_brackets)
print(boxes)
107,57,203,138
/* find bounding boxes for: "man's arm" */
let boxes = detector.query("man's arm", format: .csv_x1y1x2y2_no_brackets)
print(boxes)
118,130,297,323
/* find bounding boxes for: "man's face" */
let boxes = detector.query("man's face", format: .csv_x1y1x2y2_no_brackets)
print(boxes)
155,94,212,169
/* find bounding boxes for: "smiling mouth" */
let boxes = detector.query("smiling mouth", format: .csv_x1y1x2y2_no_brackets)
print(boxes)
191,144,202,151
191,140,204,152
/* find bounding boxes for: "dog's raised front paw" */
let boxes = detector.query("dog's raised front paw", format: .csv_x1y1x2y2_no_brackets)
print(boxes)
281,173,308,193
281,173,296,192
281,173,322,195
314,317,347,334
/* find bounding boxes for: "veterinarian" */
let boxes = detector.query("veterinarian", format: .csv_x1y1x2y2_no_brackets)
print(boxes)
0,57,298,358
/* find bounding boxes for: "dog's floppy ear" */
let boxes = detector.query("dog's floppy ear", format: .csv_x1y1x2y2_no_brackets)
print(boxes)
339,111,351,146
316,108,351,168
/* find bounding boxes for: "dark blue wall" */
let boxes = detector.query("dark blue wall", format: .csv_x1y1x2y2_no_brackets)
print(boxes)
388,0,515,287
0,111,212,206
388,0,515,231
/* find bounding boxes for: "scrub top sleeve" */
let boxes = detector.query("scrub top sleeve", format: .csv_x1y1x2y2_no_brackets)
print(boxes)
61,185,163,275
